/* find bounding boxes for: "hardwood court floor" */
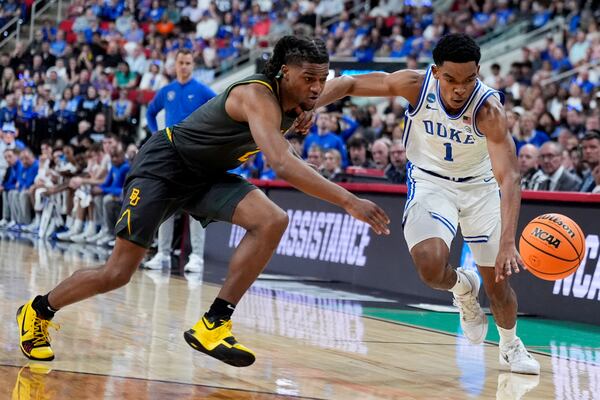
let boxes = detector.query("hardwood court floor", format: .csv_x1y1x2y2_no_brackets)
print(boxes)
0,236,598,399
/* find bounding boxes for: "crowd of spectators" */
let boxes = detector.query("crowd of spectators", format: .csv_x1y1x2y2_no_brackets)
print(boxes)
0,0,599,242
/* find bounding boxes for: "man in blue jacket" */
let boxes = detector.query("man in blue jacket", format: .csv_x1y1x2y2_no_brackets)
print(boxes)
92,149,130,246
10,148,38,226
0,148,22,227
144,48,216,272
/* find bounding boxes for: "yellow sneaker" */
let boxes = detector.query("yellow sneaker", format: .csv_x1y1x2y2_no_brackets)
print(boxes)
184,315,255,367
12,364,53,400
16,301,59,361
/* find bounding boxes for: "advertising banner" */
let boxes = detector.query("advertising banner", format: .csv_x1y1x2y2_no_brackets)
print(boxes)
205,183,600,324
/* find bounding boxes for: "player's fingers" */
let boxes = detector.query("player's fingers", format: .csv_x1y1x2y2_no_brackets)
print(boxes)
516,252,527,270
511,258,520,273
504,260,512,276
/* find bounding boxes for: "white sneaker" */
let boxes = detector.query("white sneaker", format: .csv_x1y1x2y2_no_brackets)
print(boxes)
496,372,540,400
453,268,488,344
22,222,40,233
499,338,540,375
86,228,107,244
143,252,171,270
0,219,8,228
56,229,76,241
96,234,114,246
183,254,204,273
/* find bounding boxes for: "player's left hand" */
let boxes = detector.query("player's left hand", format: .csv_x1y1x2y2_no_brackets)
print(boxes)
494,242,526,283
290,108,315,135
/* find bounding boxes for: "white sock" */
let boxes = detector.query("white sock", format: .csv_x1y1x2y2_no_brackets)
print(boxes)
449,269,472,296
498,323,517,348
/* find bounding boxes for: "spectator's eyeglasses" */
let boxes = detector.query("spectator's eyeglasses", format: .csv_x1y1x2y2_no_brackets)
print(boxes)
539,153,560,160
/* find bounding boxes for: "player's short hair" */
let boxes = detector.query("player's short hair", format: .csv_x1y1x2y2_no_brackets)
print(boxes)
433,33,481,66
263,36,329,80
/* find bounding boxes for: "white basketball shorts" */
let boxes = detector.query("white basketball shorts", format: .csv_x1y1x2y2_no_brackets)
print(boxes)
402,163,501,267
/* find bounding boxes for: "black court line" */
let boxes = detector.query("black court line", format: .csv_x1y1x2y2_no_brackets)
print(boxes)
0,362,326,400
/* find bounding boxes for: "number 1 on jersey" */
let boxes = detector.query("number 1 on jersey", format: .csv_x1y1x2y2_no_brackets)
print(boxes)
443,143,454,162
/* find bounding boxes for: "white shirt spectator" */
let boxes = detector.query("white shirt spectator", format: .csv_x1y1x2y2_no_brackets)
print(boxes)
196,16,219,39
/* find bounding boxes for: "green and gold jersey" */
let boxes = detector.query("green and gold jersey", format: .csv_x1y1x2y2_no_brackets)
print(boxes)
171,74,295,173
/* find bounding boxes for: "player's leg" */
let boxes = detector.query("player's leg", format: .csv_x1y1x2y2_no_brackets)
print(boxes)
182,176,287,367
404,167,486,343
16,176,178,361
461,184,539,374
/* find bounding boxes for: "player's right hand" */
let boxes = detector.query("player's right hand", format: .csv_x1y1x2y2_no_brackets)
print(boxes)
345,198,390,235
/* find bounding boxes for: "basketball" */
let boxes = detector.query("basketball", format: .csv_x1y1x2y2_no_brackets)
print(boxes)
519,214,586,281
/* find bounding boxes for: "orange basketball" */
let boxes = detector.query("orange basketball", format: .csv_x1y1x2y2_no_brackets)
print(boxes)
519,213,585,281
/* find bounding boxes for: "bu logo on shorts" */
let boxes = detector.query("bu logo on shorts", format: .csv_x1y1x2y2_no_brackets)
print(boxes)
129,188,141,206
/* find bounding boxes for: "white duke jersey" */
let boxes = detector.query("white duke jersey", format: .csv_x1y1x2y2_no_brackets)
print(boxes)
402,65,505,178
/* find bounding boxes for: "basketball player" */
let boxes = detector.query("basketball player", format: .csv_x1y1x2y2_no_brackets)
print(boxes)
317,33,539,374
16,36,390,367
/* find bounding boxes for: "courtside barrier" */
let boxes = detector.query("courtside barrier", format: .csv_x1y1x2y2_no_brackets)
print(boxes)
205,180,600,324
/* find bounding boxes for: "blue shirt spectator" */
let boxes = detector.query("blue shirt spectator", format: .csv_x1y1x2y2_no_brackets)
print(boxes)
303,114,349,167
3,157,21,190
100,158,130,197
146,78,216,132
17,156,38,191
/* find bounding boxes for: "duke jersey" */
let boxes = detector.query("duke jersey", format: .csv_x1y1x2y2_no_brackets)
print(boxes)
403,66,505,179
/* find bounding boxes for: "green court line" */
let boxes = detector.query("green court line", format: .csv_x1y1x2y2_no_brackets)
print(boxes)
362,307,600,354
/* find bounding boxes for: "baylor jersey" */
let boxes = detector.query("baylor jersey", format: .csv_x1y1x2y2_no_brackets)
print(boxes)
172,74,295,173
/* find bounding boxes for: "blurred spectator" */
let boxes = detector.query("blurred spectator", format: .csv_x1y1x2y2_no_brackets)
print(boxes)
0,148,22,227
385,140,407,184
90,148,129,245
306,144,324,170
518,144,547,190
139,62,168,91
580,131,600,192
347,135,376,168
514,112,550,152
371,139,390,170
303,111,348,167
321,149,343,181
538,142,581,191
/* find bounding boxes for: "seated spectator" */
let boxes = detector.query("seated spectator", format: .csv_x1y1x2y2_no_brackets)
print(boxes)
580,131,600,192
89,113,108,143
385,140,407,184
371,139,390,170
113,61,138,90
306,145,324,170
2,122,25,150
23,141,53,233
303,111,348,167
112,89,134,139
10,148,39,225
347,135,376,169
139,62,168,91
538,142,581,191
321,149,343,181
90,148,129,246
0,148,22,227
514,112,550,152
518,144,547,190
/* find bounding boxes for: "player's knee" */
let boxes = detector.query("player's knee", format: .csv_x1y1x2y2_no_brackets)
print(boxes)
265,208,288,237
411,247,447,287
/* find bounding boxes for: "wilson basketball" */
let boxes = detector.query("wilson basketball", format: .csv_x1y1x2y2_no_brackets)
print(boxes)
519,214,585,281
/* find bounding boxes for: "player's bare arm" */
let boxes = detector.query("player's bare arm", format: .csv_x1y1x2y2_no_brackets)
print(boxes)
479,97,525,283
317,69,423,108
228,83,390,235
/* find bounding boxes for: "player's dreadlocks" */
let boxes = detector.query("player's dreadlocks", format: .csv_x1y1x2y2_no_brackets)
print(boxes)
433,33,481,66
263,36,329,80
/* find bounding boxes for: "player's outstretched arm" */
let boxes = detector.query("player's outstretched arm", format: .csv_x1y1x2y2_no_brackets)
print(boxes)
236,85,390,235
316,69,422,108
479,97,525,283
